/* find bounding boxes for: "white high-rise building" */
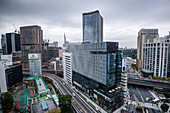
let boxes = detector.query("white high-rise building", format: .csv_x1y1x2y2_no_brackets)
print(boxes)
0,61,7,93
142,35,170,78
63,52,72,84
28,53,42,77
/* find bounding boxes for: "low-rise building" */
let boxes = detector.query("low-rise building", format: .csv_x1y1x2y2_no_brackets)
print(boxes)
31,98,57,113
0,60,23,93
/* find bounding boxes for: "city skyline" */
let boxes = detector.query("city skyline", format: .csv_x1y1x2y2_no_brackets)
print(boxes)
0,0,170,48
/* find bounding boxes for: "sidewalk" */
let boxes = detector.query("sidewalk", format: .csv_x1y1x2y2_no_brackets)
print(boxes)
131,101,159,110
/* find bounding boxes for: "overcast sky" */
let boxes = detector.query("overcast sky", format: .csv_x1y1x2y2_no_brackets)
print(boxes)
0,0,170,48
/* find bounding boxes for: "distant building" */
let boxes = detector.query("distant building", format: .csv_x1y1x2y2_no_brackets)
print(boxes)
28,53,42,77
142,34,170,78
72,42,123,112
63,33,69,48
49,41,58,47
50,58,62,71
20,25,43,72
136,29,159,70
1,55,13,65
0,60,23,93
42,40,49,62
63,52,72,85
59,49,67,60
1,34,6,54
83,10,103,43
67,42,81,53
1,32,21,54
47,47,61,60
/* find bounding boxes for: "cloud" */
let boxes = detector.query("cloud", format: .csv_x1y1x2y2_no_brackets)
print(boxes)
0,0,170,48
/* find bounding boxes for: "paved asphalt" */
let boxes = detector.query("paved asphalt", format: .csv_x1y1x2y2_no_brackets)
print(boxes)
43,72,96,113
129,85,154,103
128,85,161,113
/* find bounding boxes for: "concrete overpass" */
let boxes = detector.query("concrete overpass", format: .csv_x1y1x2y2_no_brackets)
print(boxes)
128,78,170,89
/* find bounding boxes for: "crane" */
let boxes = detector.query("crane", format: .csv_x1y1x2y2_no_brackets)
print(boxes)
13,24,19,33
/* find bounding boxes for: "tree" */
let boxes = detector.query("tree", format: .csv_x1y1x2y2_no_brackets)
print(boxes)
161,76,166,81
59,94,72,113
2,91,14,112
160,103,169,112
115,83,119,88
57,73,63,78
157,76,161,80
168,77,170,81
47,108,61,113
153,76,157,79
148,75,152,79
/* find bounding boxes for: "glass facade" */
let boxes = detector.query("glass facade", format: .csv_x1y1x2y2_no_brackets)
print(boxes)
72,42,123,113
83,10,103,43
20,26,43,71
29,54,42,77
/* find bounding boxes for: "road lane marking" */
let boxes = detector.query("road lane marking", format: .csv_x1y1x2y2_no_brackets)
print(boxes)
136,86,144,102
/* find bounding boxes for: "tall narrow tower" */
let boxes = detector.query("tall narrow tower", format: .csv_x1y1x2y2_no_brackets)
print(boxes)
20,25,43,72
83,10,103,43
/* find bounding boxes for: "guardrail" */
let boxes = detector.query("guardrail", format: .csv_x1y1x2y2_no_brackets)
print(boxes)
128,78,170,89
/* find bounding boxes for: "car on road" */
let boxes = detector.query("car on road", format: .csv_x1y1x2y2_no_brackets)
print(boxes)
63,82,65,85
72,93,76,96
146,97,150,102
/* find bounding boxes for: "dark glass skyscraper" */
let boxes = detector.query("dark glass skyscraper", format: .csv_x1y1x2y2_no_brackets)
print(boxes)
1,33,21,54
83,10,103,43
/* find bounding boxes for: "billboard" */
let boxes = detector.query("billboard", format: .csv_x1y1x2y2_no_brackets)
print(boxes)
28,54,40,59
1,55,13,65
122,58,127,72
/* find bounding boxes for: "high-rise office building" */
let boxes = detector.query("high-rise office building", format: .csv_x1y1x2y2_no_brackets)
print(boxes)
28,53,42,77
72,42,122,112
1,33,21,54
83,10,103,43
20,25,43,72
136,29,159,70
63,52,72,85
142,33,170,78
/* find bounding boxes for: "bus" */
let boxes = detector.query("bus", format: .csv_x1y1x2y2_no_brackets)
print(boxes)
152,98,159,104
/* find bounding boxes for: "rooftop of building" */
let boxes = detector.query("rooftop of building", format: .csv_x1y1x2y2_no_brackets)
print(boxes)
20,25,41,29
83,10,100,15
35,77,49,94
73,42,119,52
138,28,159,36
31,98,58,113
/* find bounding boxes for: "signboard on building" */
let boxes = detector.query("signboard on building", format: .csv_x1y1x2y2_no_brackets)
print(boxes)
122,58,127,72
1,55,13,65
28,54,39,59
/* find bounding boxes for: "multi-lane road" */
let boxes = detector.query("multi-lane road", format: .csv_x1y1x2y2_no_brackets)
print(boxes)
43,72,96,113
129,85,161,113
